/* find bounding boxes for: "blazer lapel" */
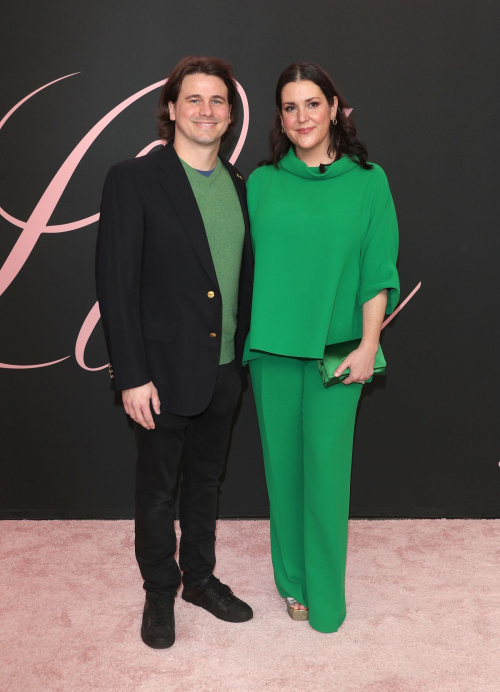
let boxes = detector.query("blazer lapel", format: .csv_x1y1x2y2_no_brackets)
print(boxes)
220,156,250,235
219,156,253,284
156,143,219,288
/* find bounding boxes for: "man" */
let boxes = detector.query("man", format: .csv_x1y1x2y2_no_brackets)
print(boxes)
95,56,254,649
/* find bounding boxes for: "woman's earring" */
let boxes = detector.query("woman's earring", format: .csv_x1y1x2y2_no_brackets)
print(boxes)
332,116,337,125
281,125,285,134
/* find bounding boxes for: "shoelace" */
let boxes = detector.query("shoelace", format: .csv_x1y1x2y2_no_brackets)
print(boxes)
207,577,234,605
149,595,174,628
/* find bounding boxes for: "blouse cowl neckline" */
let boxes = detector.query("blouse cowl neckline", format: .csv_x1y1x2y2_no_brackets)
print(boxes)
279,146,358,180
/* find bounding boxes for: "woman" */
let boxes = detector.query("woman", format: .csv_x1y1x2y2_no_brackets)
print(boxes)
243,62,400,633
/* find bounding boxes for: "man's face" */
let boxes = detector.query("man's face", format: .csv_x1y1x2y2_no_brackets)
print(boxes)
169,73,231,147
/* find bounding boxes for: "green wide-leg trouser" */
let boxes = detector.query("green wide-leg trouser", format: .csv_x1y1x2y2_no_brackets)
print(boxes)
249,354,363,633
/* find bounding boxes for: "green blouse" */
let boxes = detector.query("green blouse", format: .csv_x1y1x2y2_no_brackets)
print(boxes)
243,147,400,364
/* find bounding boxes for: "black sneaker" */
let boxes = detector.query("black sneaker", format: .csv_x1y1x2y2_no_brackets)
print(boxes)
141,592,175,649
182,575,253,623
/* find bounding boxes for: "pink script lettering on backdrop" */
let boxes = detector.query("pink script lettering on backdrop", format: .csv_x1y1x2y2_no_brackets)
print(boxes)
0,74,419,372
0,73,249,370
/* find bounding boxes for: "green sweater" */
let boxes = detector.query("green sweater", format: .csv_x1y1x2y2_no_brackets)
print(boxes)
181,158,245,365
243,147,400,364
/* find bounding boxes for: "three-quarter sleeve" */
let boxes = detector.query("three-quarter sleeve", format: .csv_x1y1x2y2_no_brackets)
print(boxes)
358,176,400,314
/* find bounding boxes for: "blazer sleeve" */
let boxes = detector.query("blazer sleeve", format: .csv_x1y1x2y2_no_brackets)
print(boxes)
95,164,151,391
358,174,400,315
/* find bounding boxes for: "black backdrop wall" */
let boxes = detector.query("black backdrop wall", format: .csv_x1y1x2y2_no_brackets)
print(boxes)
1,0,498,519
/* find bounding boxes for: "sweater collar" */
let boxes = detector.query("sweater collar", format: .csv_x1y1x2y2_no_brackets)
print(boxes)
279,146,358,180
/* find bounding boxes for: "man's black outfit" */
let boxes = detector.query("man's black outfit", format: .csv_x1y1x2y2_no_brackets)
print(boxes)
95,143,254,642
134,359,241,593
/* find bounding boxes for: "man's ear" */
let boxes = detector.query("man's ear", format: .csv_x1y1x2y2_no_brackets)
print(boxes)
168,101,176,121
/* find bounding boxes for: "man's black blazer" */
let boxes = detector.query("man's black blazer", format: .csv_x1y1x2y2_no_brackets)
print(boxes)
95,142,254,416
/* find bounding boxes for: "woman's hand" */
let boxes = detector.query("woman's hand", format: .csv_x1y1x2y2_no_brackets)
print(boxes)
334,343,377,385
335,289,388,385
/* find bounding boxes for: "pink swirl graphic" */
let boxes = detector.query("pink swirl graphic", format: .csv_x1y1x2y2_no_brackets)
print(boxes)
0,75,417,373
0,74,249,370
382,282,421,330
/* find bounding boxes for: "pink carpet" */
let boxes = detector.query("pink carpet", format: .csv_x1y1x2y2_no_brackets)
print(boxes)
0,519,498,692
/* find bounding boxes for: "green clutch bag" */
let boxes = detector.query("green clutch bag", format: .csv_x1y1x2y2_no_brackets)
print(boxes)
318,339,386,388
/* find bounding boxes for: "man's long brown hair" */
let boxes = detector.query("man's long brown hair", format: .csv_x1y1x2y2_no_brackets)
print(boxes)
157,56,238,143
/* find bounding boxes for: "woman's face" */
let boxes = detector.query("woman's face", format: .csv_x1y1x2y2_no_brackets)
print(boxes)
280,80,337,154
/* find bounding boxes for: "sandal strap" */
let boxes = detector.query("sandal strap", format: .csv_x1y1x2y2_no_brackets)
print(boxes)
285,596,308,610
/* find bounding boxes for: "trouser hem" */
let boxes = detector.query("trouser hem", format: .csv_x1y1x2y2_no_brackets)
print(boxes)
182,572,213,590
309,610,347,634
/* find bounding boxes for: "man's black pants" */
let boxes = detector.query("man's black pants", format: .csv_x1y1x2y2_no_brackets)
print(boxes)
133,360,241,596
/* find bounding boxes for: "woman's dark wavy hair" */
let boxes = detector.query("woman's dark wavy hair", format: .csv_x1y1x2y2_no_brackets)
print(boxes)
157,56,238,143
263,62,372,169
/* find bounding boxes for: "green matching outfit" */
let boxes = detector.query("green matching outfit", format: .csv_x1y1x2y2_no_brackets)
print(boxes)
244,148,400,633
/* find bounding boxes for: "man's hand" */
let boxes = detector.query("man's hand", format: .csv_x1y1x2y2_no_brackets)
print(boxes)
122,381,161,430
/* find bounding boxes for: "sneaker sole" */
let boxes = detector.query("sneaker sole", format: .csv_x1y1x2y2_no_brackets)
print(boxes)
182,593,253,623
141,628,175,649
